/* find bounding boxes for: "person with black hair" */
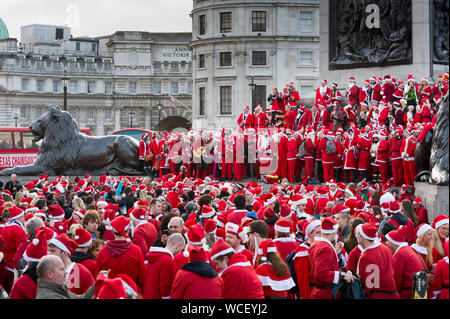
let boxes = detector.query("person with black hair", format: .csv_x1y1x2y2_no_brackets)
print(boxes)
226,194,248,225
118,186,136,213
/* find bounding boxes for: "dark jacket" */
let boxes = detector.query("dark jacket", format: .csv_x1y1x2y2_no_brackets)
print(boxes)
35,279,95,299
4,180,22,197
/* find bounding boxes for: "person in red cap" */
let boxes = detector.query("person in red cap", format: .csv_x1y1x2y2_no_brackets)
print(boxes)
170,246,223,299
345,77,359,106
385,227,426,299
389,128,405,187
237,105,255,131
225,222,254,263
71,227,97,278
418,78,432,104
431,239,449,299
342,127,358,183
286,129,299,183
356,131,372,182
431,215,449,263
316,80,331,105
412,197,428,224
47,233,94,295
143,233,185,299
255,238,295,299
319,130,338,183
381,75,396,103
431,75,449,107
308,217,354,299
293,219,321,299
0,206,28,293
210,238,264,299
9,228,48,299
129,207,157,256
96,216,146,293
356,223,399,298
273,219,299,261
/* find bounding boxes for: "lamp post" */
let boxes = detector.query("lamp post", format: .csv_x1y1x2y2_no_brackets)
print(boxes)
62,70,70,111
156,101,163,131
129,110,135,128
14,113,19,127
248,76,256,113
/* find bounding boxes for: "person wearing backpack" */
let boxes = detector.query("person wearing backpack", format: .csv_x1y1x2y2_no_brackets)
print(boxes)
319,130,337,183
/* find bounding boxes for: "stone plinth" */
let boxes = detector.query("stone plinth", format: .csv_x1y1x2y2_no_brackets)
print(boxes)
414,182,449,222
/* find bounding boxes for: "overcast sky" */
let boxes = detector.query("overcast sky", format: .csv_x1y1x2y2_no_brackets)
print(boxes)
1,0,193,40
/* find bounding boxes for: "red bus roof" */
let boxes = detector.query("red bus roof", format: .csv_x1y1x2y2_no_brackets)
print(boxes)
0,127,91,135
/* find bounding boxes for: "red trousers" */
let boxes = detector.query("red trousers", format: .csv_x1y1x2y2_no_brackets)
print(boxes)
378,161,388,184
278,157,288,179
304,158,315,179
288,159,297,183
322,162,334,183
222,162,233,179
391,158,404,186
403,160,417,185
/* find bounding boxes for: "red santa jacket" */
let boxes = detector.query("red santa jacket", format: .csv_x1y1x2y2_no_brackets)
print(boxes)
308,237,340,299
287,90,300,107
139,138,151,161
419,85,432,103
381,82,396,102
71,251,98,278
284,110,297,131
431,256,449,300
420,104,432,123
286,136,299,161
299,108,313,129
254,111,269,130
170,260,224,299
347,85,359,104
96,239,146,293
319,137,337,164
235,245,255,264
237,112,255,130
401,136,416,162
330,89,343,104
221,252,265,299
303,137,315,160
9,265,37,299
274,237,299,262
293,242,311,299
132,221,158,257
359,88,370,104
255,261,295,298
432,83,449,104
346,244,363,274
389,135,403,161
357,135,372,170
375,138,389,164
371,83,383,102
343,133,358,170
143,246,176,299
357,241,399,299
1,221,28,272
392,244,426,299
316,87,331,104
66,262,95,295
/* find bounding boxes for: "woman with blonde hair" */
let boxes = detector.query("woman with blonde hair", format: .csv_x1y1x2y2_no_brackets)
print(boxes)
72,195,86,211
411,223,435,297
14,191,24,207
431,215,449,263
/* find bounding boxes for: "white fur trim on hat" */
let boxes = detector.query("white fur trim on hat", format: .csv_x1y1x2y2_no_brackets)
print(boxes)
416,224,433,238
305,220,322,235
258,246,277,256
356,224,377,241
211,247,235,261
435,218,449,229
386,233,406,246
321,223,339,234
274,224,290,234
49,237,70,255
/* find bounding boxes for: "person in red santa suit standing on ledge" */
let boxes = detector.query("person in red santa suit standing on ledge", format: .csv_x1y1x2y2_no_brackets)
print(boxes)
237,105,255,131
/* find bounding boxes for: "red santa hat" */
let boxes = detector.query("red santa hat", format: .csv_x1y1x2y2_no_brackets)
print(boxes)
316,186,328,197
407,74,414,82
110,216,131,239
49,233,78,256
186,223,205,246
274,219,292,234
115,274,138,299
258,239,277,262
415,223,434,239
337,182,346,192
321,79,327,85
289,194,307,206
385,226,407,246
421,77,429,83
389,201,401,214
130,207,147,223
188,246,209,262
203,219,217,235
216,214,228,228
8,206,25,221
74,227,93,247
303,219,322,237
201,205,215,219
35,210,47,219
356,223,379,241
225,222,246,242
370,76,377,82
263,193,276,205
36,226,56,242
279,204,292,219
244,105,250,111
1,189,12,197
412,197,421,205
432,214,449,230
97,277,127,299
48,205,65,220
210,238,234,261
23,228,48,263
333,203,350,215
349,76,356,82
263,206,275,220
321,217,339,234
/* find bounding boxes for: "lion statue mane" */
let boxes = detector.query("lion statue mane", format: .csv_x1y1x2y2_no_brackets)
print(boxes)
0,105,145,176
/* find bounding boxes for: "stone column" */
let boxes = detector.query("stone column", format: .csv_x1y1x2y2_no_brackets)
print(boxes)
114,107,121,131
144,108,151,130
97,108,105,136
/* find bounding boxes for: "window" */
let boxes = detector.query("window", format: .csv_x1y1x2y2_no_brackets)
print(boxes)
171,82,179,95
53,80,60,93
300,11,313,33
22,79,28,92
35,107,42,118
56,28,64,40
23,131,39,149
87,108,94,120
154,82,161,94
13,132,21,148
252,85,267,111
69,81,77,93
36,80,44,92
20,107,27,119
153,62,161,70
105,108,112,120
220,86,232,114
171,62,179,71
199,14,206,35
105,82,112,94
220,52,232,67
0,132,13,149
129,82,137,93
87,81,95,94
252,11,266,32
199,87,205,116
76,42,81,51
91,43,96,52
69,109,77,119
220,12,232,33
300,85,314,97
198,54,205,69
300,51,314,66
187,81,192,94
252,51,267,66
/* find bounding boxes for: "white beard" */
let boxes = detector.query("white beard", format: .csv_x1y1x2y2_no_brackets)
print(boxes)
348,82,355,89
320,86,327,96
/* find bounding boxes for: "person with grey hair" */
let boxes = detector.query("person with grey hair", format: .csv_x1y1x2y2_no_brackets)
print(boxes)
35,255,96,299
15,217,45,278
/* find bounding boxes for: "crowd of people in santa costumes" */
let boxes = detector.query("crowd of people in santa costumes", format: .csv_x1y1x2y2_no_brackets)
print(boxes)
0,168,448,299
137,73,448,189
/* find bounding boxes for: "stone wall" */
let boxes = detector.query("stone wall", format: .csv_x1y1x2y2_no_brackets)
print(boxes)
414,182,449,223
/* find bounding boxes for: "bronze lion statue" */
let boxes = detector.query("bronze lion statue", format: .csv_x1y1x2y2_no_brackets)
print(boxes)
0,105,145,176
